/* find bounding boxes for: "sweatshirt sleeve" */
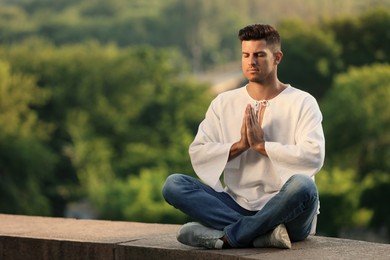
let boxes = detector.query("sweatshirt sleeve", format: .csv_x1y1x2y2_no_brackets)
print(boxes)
265,96,325,177
189,99,235,191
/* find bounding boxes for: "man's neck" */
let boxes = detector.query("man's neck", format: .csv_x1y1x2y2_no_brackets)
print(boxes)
246,81,286,101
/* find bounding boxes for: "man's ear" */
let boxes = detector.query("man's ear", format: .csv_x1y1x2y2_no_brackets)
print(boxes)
274,51,283,65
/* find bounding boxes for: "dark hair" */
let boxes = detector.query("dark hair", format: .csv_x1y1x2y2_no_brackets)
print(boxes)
238,24,281,48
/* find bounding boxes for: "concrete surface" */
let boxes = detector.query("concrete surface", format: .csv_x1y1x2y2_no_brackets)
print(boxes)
1,214,390,259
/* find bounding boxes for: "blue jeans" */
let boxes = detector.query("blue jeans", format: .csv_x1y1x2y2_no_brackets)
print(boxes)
162,173,318,248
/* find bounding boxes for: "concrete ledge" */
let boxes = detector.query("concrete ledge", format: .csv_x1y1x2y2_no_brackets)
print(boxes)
1,214,390,259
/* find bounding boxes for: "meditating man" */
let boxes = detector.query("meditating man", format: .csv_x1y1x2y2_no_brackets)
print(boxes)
162,23,325,249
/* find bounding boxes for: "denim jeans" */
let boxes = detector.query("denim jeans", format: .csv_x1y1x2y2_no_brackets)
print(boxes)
162,173,318,248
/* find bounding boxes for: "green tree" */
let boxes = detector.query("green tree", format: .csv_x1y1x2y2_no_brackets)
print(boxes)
319,64,390,238
325,7,390,68
360,172,390,234
0,60,56,215
0,39,211,220
278,19,342,100
321,64,390,175
97,167,189,223
160,0,245,72
316,168,373,236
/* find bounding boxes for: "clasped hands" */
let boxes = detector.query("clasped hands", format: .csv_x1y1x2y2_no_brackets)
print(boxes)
228,104,267,160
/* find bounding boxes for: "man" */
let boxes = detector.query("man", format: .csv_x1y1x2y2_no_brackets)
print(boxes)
162,24,325,249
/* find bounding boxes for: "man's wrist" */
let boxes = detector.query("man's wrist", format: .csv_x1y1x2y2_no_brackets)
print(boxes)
228,141,249,161
254,142,267,156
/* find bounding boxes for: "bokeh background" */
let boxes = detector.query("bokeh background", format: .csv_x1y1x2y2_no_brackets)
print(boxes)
0,0,389,243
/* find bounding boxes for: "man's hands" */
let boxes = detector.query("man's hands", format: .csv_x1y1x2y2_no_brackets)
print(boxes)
228,104,267,161
228,110,250,160
245,104,267,156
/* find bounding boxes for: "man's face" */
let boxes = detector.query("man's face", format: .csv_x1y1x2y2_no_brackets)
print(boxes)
241,40,280,83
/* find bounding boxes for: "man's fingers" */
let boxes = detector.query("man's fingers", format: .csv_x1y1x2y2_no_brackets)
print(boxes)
250,107,257,126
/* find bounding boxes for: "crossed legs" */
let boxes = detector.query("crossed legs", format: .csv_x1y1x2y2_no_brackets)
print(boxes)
162,173,318,248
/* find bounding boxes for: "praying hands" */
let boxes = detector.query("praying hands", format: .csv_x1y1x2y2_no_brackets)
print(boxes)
228,103,268,161
245,103,267,156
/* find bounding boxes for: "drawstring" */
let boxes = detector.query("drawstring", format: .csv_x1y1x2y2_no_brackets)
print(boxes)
254,100,269,122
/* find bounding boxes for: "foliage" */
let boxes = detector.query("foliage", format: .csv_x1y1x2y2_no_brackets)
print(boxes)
0,0,389,242
278,19,342,100
96,167,189,223
325,6,390,68
0,0,388,72
319,63,390,237
0,59,56,215
317,168,390,237
321,64,390,175
0,39,212,220
316,168,373,236
360,172,390,231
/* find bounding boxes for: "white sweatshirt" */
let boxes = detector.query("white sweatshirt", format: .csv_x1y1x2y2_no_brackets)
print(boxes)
189,85,325,212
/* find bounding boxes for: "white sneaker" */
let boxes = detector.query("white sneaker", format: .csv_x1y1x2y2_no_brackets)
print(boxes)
176,222,225,249
253,224,291,249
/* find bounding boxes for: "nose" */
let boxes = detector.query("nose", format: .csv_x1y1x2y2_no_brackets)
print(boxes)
248,55,256,66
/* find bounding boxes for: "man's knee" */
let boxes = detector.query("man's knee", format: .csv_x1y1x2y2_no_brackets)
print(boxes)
289,174,315,188
162,174,180,202
162,173,193,204
286,174,318,200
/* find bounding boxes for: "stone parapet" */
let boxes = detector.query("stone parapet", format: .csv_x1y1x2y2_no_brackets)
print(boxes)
1,214,390,259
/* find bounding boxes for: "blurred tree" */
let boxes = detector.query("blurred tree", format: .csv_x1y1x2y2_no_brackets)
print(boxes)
325,7,390,68
64,110,115,209
0,5,36,43
86,166,189,223
319,64,390,238
0,59,57,215
1,0,388,72
360,172,390,237
0,39,211,220
1,0,389,230
278,19,342,100
160,0,244,72
316,168,373,236
321,64,390,176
